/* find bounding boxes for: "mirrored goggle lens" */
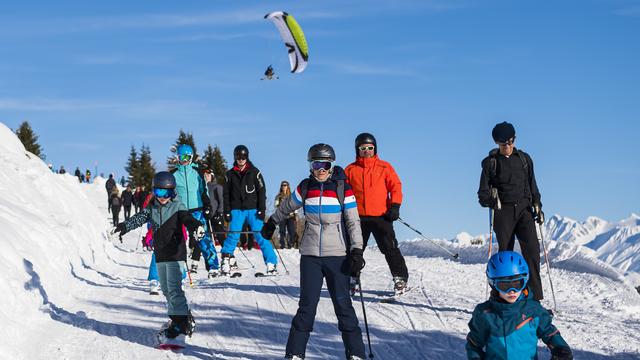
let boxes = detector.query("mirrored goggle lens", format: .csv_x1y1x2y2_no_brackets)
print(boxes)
153,188,173,198
310,161,333,171
494,277,526,293
178,154,192,162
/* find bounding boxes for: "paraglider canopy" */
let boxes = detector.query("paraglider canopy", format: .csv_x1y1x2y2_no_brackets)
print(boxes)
264,11,309,74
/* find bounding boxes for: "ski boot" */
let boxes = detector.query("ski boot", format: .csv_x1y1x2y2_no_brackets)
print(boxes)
149,280,161,295
220,254,231,276
189,261,198,274
393,276,408,296
208,268,220,279
350,277,360,297
229,256,238,271
266,263,278,275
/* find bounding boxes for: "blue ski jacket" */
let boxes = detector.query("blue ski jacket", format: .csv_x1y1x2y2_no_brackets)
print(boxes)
466,289,570,360
172,163,210,211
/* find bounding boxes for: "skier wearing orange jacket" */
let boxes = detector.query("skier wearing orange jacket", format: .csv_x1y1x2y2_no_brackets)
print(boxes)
345,132,409,296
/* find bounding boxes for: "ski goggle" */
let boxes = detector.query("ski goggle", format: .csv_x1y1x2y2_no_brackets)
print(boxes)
310,160,333,172
490,275,527,294
153,188,174,199
178,154,192,163
235,155,247,161
358,145,375,151
497,137,515,146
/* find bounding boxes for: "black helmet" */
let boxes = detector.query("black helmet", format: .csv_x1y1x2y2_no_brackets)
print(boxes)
492,122,516,143
152,171,176,189
307,143,336,162
234,145,249,159
355,132,377,155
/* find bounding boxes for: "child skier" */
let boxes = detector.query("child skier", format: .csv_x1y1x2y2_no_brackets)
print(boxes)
112,171,205,346
466,251,573,360
261,143,366,360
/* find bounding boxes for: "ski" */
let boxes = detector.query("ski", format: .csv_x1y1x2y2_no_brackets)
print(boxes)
230,272,242,278
254,272,279,278
157,343,185,351
378,286,417,303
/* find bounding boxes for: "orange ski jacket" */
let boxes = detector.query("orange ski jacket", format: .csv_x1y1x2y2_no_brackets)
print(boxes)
345,155,402,217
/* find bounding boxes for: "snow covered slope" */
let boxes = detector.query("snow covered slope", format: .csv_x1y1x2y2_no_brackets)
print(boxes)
1,123,639,359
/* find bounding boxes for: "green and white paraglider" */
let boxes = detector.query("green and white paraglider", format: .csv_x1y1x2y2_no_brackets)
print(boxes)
263,11,309,78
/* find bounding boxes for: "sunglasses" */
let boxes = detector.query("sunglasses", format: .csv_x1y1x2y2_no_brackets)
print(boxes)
310,160,333,172
491,276,527,294
153,188,174,199
235,156,247,161
281,184,289,187
178,154,192,162
358,146,375,151
498,138,515,146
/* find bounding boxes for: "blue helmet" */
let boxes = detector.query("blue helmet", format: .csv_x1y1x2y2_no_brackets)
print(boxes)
177,144,193,156
486,251,529,293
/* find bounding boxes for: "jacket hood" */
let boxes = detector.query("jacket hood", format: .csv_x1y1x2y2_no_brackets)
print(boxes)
331,165,347,181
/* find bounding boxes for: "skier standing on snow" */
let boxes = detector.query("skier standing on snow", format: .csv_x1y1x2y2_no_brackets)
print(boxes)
261,144,366,360
111,171,204,344
274,181,296,249
85,169,91,183
477,122,545,301
110,187,122,226
105,173,116,209
221,145,278,275
190,169,226,272
75,167,83,183
466,251,572,359
133,186,142,214
344,132,409,296
171,144,220,278
122,184,134,220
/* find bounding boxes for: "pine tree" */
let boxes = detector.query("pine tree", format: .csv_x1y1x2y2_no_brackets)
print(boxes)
138,145,156,190
168,129,197,168
124,146,139,186
15,121,44,159
201,144,227,184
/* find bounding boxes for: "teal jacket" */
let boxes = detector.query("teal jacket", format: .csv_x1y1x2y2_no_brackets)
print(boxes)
466,289,570,360
172,164,209,211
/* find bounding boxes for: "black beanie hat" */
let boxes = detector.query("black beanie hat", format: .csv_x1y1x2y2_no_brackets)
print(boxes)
492,122,516,142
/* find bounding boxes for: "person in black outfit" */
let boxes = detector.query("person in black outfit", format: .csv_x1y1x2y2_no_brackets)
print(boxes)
105,174,117,209
110,188,122,226
121,185,134,220
75,167,83,183
477,121,545,301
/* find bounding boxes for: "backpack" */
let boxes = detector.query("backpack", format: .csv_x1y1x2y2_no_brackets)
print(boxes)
111,195,121,207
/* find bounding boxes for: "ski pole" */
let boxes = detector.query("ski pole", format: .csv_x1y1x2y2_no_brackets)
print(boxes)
358,279,374,359
397,218,459,260
185,260,194,288
269,236,290,275
237,246,256,269
486,208,495,299
537,222,557,313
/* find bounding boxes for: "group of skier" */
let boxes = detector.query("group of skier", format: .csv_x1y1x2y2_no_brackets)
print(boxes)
109,122,573,359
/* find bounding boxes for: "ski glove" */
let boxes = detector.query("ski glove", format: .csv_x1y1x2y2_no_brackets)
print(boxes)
256,210,265,221
533,203,545,224
349,248,366,277
261,218,277,240
550,347,573,360
224,212,232,223
110,223,126,236
385,203,401,222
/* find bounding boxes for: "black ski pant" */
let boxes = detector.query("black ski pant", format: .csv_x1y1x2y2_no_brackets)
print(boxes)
493,201,543,301
123,205,132,220
279,217,296,249
286,255,365,359
111,206,120,226
360,216,409,280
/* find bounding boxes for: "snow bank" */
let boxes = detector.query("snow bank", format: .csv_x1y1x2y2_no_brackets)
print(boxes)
0,122,112,356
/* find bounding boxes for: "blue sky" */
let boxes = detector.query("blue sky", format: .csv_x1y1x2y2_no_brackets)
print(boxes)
1,1,639,240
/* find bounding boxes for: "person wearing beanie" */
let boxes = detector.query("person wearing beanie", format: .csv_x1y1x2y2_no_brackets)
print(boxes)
477,122,546,301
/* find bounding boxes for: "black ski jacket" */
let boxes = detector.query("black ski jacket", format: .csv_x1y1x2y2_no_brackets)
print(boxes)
224,161,266,213
105,178,116,193
121,190,133,207
121,194,201,262
478,148,542,207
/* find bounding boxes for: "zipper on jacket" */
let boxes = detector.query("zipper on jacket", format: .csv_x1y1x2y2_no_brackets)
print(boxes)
183,167,190,209
319,182,323,257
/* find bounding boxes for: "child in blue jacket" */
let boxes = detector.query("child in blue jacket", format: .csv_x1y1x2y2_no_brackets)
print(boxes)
466,251,573,360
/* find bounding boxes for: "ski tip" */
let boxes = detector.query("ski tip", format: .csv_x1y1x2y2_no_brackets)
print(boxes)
230,272,242,278
254,272,265,277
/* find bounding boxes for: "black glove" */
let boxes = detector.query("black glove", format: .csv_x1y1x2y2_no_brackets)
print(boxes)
212,212,223,225
533,203,545,225
203,207,213,220
349,248,365,277
111,222,126,236
261,218,277,240
550,347,573,360
385,203,401,221
257,210,265,221
224,212,232,223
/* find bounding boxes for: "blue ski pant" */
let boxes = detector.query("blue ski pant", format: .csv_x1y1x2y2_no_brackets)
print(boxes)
148,253,186,281
157,261,189,316
192,210,219,270
221,209,277,265
285,256,365,359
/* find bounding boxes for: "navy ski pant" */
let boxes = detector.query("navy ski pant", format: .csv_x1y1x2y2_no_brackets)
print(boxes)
286,255,365,359
157,261,189,316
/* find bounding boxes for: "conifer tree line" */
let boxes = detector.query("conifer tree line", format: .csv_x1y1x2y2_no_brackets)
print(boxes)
15,121,45,159
126,129,228,188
